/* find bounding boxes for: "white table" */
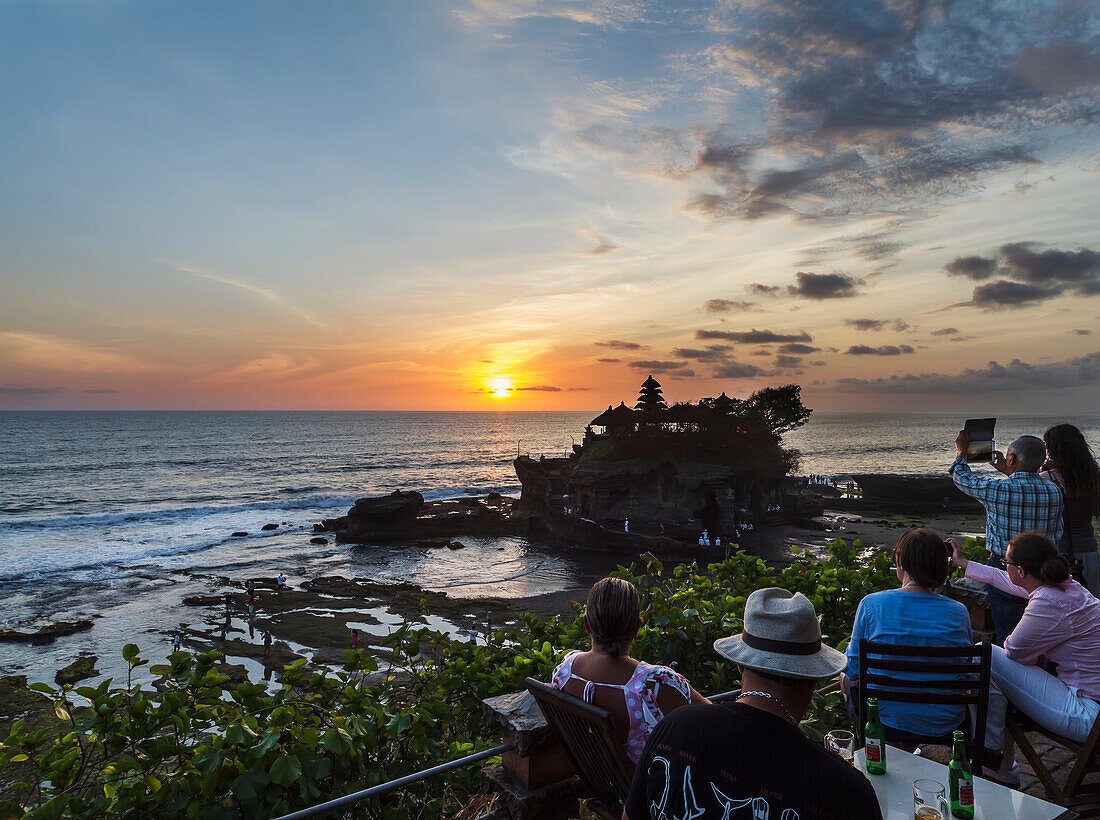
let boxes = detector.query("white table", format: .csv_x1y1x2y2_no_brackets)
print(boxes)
854,745,1077,819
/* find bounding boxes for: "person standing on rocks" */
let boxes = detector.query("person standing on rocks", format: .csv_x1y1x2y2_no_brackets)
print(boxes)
351,629,360,649
263,630,272,658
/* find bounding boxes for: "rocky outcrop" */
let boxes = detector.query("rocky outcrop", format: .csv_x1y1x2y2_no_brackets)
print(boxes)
851,474,984,512
0,619,93,645
55,654,98,685
316,492,525,544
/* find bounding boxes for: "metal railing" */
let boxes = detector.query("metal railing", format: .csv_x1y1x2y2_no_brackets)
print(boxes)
273,689,743,819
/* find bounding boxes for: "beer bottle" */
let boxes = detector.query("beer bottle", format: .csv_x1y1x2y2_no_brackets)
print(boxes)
949,729,975,818
864,697,887,775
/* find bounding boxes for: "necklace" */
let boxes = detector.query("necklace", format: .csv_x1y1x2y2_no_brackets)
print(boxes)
736,690,797,725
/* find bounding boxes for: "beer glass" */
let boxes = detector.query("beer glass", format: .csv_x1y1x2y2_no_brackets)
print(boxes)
824,730,855,766
913,779,950,820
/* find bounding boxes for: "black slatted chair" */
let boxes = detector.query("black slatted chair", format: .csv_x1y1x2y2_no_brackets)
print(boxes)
525,677,633,818
1008,708,1100,816
857,640,991,770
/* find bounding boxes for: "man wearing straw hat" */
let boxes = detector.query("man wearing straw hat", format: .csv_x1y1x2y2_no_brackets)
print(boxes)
624,588,881,820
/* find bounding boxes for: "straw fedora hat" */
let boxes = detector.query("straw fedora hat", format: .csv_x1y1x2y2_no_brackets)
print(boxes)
713,587,846,680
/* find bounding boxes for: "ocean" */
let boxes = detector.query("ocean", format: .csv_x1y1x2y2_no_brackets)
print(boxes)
1,410,1097,683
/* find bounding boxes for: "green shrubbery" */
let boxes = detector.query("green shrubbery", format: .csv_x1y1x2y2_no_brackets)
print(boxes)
0,535,988,819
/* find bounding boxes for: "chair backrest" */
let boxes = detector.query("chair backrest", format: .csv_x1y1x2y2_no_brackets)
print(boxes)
857,640,991,770
525,677,634,809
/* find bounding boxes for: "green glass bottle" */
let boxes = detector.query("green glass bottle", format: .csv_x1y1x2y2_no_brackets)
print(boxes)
949,730,975,818
864,697,887,775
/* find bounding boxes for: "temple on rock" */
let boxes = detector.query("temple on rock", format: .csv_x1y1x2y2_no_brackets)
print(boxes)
514,376,815,554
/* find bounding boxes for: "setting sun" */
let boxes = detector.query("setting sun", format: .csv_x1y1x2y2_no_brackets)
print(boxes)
488,378,514,399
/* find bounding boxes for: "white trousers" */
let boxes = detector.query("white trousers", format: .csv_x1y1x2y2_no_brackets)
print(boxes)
984,644,1100,751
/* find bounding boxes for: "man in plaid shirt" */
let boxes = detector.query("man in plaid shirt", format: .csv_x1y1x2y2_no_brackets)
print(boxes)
950,431,1063,644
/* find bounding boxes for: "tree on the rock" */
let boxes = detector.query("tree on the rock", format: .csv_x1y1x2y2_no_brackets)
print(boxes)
737,384,812,435
635,375,666,411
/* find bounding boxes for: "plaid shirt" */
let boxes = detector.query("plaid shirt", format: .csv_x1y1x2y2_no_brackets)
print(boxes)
949,456,1064,557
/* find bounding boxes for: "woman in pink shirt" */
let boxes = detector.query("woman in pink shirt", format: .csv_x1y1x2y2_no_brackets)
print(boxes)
950,530,1100,785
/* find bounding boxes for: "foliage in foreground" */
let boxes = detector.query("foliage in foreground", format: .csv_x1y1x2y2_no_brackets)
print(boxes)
0,536,988,819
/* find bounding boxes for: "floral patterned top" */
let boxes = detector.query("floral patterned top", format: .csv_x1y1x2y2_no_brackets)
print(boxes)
551,649,692,765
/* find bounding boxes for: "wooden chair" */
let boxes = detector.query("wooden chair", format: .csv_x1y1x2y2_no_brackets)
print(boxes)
857,640,991,770
525,677,633,819
1008,708,1100,816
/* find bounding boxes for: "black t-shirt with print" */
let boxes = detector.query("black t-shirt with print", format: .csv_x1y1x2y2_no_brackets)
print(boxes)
624,702,882,820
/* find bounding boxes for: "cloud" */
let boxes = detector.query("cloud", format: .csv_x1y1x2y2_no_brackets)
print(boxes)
584,241,620,256
81,388,117,394
945,256,998,280
774,355,802,368
0,385,65,395
595,357,621,363
845,318,887,331
695,328,812,343
835,351,1100,394
176,264,327,329
971,280,1063,309
712,361,765,378
672,345,733,362
595,339,649,350
787,272,860,300
516,385,592,391
0,331,151,374
942,242,1100,309
1072,329,1093,336
705,299,760,313
846,344,915,356
746,283,782,297
931,327,959,336
628,360,690,373
778,342,820,354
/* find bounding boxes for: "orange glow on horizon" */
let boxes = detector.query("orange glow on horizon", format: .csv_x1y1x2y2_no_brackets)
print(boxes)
487,377,514,399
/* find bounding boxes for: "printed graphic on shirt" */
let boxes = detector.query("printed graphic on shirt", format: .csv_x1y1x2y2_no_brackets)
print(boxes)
648,756,799,820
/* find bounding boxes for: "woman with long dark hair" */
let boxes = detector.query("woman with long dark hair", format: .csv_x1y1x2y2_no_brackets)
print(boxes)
1040,423,1100,591
952,531,1100,785
552,577,708,766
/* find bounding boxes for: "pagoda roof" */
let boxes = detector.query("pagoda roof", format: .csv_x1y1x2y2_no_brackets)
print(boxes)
640,375,661,389
590,401,638,426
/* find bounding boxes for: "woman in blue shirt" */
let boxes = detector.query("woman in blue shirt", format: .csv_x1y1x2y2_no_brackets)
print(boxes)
842,527,973,736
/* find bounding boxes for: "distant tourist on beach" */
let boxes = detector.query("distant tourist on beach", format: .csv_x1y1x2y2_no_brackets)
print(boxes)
1039,424,1100,593
842,528,972,736
263,630,272,657
950,429,1063,644
624,588,881,819
551,577,708,767
220,623,228,642
276,573,286,589
951,531,1100,785
351,629,360,649
172,633,181,652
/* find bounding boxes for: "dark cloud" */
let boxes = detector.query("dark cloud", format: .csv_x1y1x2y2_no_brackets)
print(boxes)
696,328,812,343
1072,329,1093,336
931,327,959,336
516,385,592,392
787,271,860,300
672,345,733,362
1012,42,1100,96
775,355,803,368
846,344,915,356
746,283,782,297
712,361,765,378
0,385,64,395
705,299,760,313
945,255,998,280
595,357,621,363
595,339,649,350
628,360,690,373
778,342,820,354
835,351,1100,394
811,360,827,366
943,242,1100,309
845,318,887,331
81,388,117,394
584,241,620,257
971,280,1062,309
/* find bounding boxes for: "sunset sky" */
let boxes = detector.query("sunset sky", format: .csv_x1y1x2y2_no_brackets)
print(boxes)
1,1,1098,412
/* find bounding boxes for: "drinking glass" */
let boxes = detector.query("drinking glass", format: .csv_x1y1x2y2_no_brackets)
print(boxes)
913,778,950,820
824,729,855,766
